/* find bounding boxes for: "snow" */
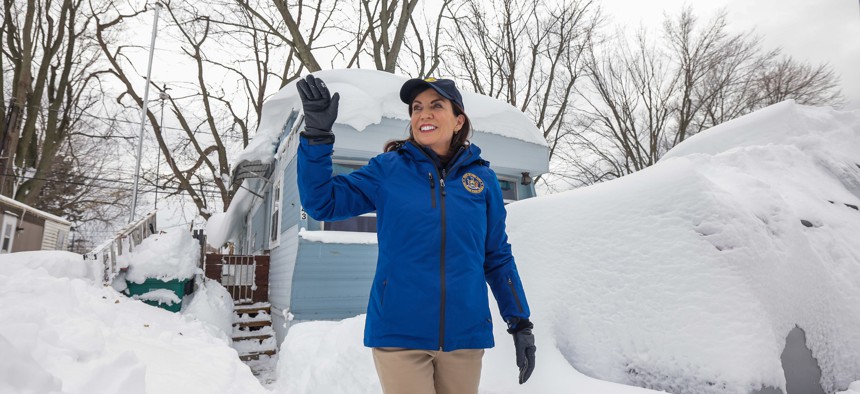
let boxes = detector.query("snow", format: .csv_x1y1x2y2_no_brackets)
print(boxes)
0,253,266,394
182,277,235,341
206,186,254,248
298,228,379,244
236,69,546,166
133,288,181,306
3,100,860,393
0,250,101,283
122,227,200,283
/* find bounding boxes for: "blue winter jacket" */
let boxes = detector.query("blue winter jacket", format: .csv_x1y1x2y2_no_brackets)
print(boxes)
297,138,530,351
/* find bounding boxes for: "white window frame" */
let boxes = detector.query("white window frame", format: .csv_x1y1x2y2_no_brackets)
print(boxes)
1,213,18,253
269,178,283,248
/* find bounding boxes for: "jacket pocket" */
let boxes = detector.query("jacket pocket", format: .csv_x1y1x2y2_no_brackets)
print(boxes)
381,279,389,310
507,277,524,314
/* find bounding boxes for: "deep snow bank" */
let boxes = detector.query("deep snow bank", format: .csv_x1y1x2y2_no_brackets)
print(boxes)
504,101,860,393
0,253,265,394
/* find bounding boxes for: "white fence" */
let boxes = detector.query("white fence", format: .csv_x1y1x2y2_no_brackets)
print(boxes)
84,210,158,284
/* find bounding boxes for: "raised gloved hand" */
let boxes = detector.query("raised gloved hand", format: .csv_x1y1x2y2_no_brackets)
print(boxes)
296,74,340,145
507,318,536,384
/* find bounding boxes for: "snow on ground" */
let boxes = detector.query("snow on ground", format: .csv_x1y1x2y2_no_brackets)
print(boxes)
504,101,860,393
274,101,860,393
0,253,265,394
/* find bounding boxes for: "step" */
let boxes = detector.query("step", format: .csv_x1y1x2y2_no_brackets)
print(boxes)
235,336,277,361
234,302,271,315
233,326,273,341
234,320,271,329
239,349,276,361
233,333,273,341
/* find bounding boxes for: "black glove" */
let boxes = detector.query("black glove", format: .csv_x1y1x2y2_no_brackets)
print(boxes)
296,74,340,145
507,318,536,384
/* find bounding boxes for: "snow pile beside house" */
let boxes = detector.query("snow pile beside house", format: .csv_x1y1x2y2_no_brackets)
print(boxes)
275,101,860,393
0,250,101,283
504,100,860,393
0,253,265,394
121,227,200,283
182,277,235,341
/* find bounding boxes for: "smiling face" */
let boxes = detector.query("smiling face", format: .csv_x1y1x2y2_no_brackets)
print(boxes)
410,88,465,156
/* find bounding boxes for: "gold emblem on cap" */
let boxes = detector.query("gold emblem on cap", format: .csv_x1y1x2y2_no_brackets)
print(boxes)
424,77,437,82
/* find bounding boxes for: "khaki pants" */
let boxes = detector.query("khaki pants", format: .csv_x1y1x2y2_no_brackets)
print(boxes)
372,347,484,394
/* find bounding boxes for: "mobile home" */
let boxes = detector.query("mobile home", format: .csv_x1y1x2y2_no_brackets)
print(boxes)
207,69,549,344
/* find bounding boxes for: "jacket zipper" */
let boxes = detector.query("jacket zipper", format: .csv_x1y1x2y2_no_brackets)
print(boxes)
438,168,448,350
508,277,524,313
428,172,436,209
407,142,472,351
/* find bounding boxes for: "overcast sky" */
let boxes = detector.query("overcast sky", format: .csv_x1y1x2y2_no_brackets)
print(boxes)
599,0,860,109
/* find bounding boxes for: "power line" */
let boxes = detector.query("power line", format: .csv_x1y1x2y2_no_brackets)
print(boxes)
0,102,253,142
0,172,229,195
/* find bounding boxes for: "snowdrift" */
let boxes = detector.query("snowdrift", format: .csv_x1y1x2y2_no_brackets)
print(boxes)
505,100,860,393
0,252,264,394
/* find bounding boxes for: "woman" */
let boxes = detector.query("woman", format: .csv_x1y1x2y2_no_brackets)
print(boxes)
296,74,536,393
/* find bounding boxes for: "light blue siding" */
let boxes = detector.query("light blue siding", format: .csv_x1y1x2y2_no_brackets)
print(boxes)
289,239,378,320
281,157,302,231
250,193,270,253
269,224,299,343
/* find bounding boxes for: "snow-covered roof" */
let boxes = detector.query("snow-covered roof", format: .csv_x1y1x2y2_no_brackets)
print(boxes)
235,69,547,165
0,194,71,225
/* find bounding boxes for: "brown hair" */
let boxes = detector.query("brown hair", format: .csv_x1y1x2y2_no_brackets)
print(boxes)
384,88,472,154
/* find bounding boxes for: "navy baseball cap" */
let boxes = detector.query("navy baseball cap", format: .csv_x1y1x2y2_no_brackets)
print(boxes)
400,77,465,111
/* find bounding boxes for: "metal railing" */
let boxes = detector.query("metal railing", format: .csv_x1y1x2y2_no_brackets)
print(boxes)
84,210,158,284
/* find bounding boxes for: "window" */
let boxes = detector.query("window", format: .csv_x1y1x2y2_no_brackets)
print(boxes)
332,162,364,175
56,230,67,251
319,160,377,233
1,214,16,253
499,178,518,203
1,224,12,253
270,180,282,247
323,213,377,232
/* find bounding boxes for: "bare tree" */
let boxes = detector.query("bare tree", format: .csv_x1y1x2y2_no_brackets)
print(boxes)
400,0,453,77
754,56,844,107
578,27,678,181
567,7,845,188
94,1,282,219
1,0,108,207
444,0,601,187
237,0,421,73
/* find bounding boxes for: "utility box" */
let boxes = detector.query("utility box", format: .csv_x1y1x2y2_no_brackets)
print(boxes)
126,278,190,313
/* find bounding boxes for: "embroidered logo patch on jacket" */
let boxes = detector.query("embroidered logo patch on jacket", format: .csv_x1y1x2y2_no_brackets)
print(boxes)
462,173,485,194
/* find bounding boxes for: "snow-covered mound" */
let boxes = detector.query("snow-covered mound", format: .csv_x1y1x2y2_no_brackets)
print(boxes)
182,277,235,341
0,250,102,283
121,227,200,283
0,253,265,394
505,100,860,393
